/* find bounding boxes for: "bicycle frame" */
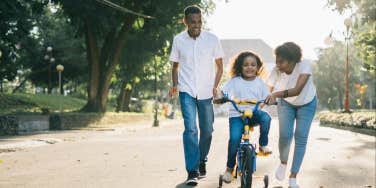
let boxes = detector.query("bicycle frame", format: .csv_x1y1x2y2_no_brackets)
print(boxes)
214,96,267,174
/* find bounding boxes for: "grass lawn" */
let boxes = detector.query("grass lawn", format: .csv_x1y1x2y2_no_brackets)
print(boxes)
0,93,86,114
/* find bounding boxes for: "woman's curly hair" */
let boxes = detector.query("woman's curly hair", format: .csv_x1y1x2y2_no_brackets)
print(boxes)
229,51,264,78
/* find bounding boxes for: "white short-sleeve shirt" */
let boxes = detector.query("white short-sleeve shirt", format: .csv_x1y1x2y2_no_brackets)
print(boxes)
169,30,224,100
222,76,270,117
267,61,316,106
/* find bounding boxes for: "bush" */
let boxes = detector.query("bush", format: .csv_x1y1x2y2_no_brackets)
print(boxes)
319,111,376,129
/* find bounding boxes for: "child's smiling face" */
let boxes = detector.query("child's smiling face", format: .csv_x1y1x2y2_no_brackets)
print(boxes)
241,56,259,80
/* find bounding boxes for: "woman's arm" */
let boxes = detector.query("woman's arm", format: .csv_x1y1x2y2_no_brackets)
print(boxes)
273,74,310,98
265,74,310,104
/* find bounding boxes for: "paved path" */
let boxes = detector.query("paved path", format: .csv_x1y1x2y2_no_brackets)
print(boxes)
0,117,375,188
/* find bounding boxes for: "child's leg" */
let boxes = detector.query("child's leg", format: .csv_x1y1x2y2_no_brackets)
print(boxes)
226,117,243,169
254,110,271,147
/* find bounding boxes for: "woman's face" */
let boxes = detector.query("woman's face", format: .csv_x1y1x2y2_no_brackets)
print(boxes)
241,56,258,79
275,56,291,73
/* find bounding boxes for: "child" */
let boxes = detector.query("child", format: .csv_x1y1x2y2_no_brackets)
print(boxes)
220,51,272,183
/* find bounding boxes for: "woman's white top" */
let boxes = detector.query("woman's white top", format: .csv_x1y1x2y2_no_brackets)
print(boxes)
267,61,316,106
222,76,270,117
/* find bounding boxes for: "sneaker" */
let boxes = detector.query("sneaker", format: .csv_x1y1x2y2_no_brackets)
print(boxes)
222,168,233,183
199,163,206,178
275,163,287,181
186,171,199,186
259,146,272,154
288,178,300,188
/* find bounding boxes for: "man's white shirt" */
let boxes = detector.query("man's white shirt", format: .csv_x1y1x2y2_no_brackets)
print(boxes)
169,30,224,100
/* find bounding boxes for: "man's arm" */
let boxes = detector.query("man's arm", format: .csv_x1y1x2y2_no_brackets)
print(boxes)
213,58,223,98
169,62,179,98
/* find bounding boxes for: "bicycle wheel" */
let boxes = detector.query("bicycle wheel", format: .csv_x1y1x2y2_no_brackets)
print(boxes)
240,146,253,188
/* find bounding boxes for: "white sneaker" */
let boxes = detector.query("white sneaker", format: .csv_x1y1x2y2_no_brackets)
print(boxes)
275,163,287,181
288,178,300,188
222,169,232,183
259,146,272,154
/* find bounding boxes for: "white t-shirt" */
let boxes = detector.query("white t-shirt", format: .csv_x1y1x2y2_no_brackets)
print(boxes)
221,76,270,117
169,30,224,100
267,61,316,106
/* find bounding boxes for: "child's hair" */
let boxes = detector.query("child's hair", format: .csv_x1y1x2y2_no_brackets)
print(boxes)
229,51,265,78
274,42,302,63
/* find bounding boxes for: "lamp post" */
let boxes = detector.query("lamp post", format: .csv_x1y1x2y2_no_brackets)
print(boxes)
56,64,64,113
44,46,54,94
153,58,159,127
343,17,352,113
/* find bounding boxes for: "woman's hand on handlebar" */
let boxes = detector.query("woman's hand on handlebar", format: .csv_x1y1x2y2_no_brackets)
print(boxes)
265,94,277,105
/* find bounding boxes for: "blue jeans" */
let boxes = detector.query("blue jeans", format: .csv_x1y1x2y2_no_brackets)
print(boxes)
179,92,214,173
226,110,271,169
277,97,317,174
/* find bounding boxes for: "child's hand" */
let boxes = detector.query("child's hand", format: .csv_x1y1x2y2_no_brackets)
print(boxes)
265,94,276,105
169,86,178,98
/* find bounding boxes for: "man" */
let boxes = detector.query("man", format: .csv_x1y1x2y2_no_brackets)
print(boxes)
169,5,224,186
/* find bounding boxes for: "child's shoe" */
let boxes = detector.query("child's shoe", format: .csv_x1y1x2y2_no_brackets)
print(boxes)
275,163,287,181
259,146,272,154
288,178,300,188
222,168,233,183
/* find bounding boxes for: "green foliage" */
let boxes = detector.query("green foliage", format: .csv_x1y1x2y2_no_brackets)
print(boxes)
0,0,47,83
326,0,376,72
314,41,363,110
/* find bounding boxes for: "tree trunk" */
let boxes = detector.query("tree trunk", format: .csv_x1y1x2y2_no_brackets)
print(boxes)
0,80,3,93
12,78,28,93
81,17,135,113
338,91,344,110
80,19,102,112
122,88,132,112
116,79,127,112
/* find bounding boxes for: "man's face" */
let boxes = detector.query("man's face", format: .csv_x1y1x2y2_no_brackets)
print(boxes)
184,13,202,38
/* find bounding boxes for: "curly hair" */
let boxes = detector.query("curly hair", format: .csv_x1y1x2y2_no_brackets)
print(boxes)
229,51,264,78
274,42,302,63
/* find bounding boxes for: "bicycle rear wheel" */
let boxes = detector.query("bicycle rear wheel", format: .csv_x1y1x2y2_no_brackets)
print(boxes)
240,146,253,188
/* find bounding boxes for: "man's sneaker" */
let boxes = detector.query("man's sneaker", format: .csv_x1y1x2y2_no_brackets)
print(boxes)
199,163,206,178
186,171,199,186
222,168,233,183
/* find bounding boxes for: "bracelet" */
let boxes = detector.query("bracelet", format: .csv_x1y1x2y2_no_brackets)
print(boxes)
283,90,289,98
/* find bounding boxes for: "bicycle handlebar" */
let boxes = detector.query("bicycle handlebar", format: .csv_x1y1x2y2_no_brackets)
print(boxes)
213,97,276,114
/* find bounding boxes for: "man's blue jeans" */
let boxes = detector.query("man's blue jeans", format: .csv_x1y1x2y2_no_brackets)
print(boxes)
226,110,271,169
179,92,214,173
277,97,317,174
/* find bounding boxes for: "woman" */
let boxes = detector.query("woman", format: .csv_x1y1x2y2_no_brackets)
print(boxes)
265,42,317,188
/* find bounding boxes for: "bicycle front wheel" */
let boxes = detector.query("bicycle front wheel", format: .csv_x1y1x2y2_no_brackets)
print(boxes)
240,146,253,188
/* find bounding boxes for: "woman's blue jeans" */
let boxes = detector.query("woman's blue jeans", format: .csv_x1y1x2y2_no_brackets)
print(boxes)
226,110,271,169
277,97,317,174
179,92,214,173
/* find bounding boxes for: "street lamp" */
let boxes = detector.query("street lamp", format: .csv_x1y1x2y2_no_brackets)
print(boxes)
153,58,159,127
343,17,352,113
45,46,54,94
56,64,64,113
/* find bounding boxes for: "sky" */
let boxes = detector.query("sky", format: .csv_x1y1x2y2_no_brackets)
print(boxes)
204,0,353,60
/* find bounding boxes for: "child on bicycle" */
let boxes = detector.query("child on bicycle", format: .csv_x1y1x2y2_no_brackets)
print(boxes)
220,51,272,183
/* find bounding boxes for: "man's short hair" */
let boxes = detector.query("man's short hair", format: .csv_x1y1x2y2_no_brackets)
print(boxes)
184,5,201,17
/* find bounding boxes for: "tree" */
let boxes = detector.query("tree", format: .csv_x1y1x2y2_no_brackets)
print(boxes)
314,41,362,110
326,0,376,72
54,0,212,112
0,0,47,92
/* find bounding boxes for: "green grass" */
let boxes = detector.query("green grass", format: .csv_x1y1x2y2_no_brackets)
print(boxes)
0,93,86,114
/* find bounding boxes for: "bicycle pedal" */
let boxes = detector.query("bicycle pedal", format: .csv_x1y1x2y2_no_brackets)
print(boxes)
257,152,271,157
